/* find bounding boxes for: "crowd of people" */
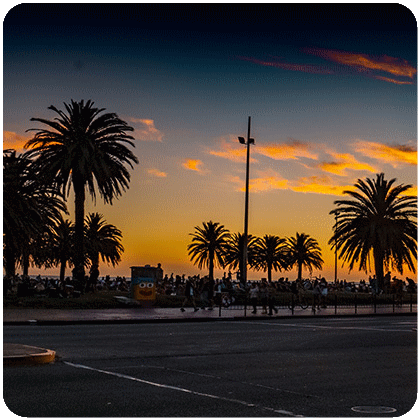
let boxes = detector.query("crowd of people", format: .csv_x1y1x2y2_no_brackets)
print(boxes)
4,273,130,298
5,270,417,304
156,272,417,313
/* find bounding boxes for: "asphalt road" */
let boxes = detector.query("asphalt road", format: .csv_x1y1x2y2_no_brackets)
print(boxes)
3,316,417,417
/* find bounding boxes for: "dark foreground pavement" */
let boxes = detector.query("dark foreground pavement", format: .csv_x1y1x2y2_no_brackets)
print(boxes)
3,304,416,366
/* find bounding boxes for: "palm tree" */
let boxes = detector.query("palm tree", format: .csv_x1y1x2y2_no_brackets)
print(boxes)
223,232,259,280
49,216,75,283
254,235,288,282
329,173,417,289
84,212,124,274
187,221,230,281
3,149,67,278
285,232,324,281
25,100,138,283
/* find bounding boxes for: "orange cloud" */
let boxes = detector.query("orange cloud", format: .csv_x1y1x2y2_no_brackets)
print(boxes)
230,170,289,193
406,186,418,197
373,76,414,85
209,137,318,164
208,135,257,163
256,140,318,161
305,48,416,83
182,159,206,173
291,176,352,196
147,168,167,178
3,131,30,151
130,118,164,142
319,152,377,176
237,56,334,75
355,141,417,167
230,170,352,197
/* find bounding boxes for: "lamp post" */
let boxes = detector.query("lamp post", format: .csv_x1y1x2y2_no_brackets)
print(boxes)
238,116,254,287
334,210,340,284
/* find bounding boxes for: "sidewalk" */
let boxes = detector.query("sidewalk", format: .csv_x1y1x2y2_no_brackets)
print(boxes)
3,303,417,325
3,305,416,365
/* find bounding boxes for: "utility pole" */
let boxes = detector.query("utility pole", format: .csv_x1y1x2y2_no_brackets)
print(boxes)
238,116,254,287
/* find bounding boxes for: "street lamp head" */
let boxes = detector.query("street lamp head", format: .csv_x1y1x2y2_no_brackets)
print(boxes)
238,136,246,144
249,138,255,144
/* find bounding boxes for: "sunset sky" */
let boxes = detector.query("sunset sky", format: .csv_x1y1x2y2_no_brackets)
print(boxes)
3,4,418,282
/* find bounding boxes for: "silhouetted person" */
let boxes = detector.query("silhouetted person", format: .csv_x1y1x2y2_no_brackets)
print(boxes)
181,278,199,312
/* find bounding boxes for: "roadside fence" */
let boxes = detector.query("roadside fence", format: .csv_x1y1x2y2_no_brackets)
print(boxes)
217,291,417,317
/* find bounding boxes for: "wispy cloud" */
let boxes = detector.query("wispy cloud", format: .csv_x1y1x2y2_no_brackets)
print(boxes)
231,170,351,196
230,169,289,193
209,136,316,163
208,135,257,163
256,139,318,161
3,131,31,152
354,141,417,167
182,159,207,174
237,56,334,75
147,168,167,178
292,175,353,196
373,76,414,85
406,186,418,197
304,47,416,84
130,118,164,142
318,151,377,176
238,48,416,85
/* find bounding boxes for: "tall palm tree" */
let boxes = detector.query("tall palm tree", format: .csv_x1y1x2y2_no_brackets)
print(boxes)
285,232,324,281
84,212,124,274
3,149,67,278
329,173,417,288
223,232,259,280
254,235,288,282
187,221,230,281
25,100,138,282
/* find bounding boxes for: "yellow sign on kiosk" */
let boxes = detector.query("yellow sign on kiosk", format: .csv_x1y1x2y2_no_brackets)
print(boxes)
130,265,162,301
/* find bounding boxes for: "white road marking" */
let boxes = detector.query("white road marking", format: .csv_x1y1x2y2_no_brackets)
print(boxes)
64,361,302,417
227,320,415,332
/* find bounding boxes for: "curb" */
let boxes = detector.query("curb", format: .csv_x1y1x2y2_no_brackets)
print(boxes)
4,344,56,367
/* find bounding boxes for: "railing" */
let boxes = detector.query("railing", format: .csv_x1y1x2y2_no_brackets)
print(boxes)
217,292,417,317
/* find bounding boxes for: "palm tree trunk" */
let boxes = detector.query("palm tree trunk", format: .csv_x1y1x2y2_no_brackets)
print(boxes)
73,180,85,284
59,258,67,283
209,249,214,281
267,261,272,282
374,247,385,292
4,235,16,278
297,262,302,281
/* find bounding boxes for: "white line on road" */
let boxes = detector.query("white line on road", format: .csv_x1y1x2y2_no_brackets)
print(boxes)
64,361,302,417
226,321,415,332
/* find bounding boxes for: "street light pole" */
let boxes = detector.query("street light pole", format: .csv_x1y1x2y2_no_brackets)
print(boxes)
238,116,254,286
334,210,340,284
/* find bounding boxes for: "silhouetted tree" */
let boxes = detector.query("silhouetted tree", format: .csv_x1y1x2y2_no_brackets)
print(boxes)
254,234,288,282
285,232,323,281
187,221,230,281
49,216,75,282
84,212,124,277
25,100,138,283
223,232,259,280
3,149,67,278
329,173,417,289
